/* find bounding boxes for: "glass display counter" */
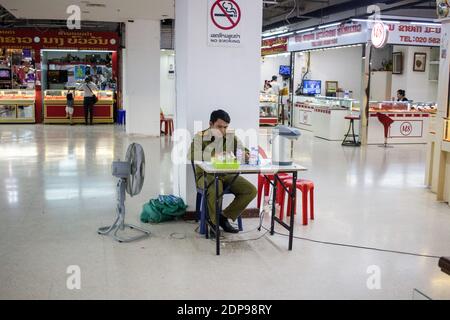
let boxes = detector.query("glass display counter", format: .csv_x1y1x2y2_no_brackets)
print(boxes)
0,90,36,123
369,101,437,114
260,93,278,126
367,100,432,144
44,89,114,124
292,95,357,140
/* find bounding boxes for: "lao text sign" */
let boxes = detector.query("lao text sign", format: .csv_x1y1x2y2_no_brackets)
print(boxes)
208,0,242,47
385,23,441,46
0,29,119,51
262,37,288,55
288,23,368,51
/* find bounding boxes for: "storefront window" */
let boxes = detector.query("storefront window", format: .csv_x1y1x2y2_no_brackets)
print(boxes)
46,51,116,90
0,48,36,90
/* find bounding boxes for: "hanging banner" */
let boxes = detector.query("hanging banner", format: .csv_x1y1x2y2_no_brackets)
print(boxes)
0,29,119,51
288,22,368,51
385,23,441,46
261,37,288,55
208,0,242,47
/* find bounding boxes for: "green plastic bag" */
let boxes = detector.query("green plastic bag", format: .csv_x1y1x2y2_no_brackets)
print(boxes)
140,195,187,224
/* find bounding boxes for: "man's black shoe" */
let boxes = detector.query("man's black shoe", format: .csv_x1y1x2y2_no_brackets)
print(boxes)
219,215,239,233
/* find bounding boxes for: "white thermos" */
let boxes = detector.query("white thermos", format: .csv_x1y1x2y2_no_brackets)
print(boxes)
271,125,301,166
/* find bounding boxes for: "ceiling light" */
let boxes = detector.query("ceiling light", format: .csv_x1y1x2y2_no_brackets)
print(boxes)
296,28,315,33
411,22,441,26
262,28,288,37
318,22,341,29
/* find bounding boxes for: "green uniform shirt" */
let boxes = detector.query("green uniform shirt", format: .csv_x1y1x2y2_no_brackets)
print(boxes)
188,128,249,178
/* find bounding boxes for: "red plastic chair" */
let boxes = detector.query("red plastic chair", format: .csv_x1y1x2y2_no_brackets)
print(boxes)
257,146,290,209
160,111,174,136
376,112,394,147
278,178,314,225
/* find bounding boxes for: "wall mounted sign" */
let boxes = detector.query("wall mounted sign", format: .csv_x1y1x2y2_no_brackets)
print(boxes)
385,23,441,46
0,29,119,50
208,0,242,47
371,21,388,48
288,22,368,52
261,37,288,55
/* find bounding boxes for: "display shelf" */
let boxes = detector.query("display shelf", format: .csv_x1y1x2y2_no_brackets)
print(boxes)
369,101,437,114
0,89,36,123
44,89,114,124
260,93,279,126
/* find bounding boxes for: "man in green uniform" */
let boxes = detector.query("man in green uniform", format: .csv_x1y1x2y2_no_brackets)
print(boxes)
189,110,257,234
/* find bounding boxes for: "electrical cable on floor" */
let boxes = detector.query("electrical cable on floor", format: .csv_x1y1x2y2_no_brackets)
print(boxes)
260,226,442,259
170,232,186,240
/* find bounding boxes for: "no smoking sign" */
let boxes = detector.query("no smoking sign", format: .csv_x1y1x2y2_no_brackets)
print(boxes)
211,0,241,30
208,0,242,47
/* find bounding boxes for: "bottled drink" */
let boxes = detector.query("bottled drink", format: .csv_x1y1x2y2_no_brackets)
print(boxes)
236,148,243,164
249,147,259,166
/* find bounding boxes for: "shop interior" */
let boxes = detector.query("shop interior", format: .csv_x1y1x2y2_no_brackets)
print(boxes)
260,52,291,126
41,50,116,91
0,48,37,122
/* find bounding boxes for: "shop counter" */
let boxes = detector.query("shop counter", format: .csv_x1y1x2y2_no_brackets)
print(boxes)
44,90,114,124
260,93,278,126
0,90,36,123
367,101,435,144
293,96,357,141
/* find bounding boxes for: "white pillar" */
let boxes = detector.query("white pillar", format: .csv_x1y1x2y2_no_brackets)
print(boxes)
125,20,161,136
174,0,263,207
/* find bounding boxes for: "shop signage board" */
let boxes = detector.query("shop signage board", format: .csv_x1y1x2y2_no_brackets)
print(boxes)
372,22,389,48
261,37,288,55
0,29,119,50
208,0,242,47
288,22,368,52
385,23,441,46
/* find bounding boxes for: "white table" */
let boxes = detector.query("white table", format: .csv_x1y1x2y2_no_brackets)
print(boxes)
195,161,308,255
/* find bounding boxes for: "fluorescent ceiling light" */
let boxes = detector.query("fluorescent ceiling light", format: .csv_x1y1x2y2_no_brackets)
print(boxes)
351,18,399,24
318,22,341,29
296,28,315,33
279,32,293,37
262,29,288,37
262,36,277,40
411,22,441,26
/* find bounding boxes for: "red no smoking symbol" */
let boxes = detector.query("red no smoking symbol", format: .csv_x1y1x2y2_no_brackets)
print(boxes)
211,0,241,30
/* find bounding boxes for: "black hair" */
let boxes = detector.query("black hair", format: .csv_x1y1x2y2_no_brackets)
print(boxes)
272,75,278,81
397,89,406,96
210,109,231,124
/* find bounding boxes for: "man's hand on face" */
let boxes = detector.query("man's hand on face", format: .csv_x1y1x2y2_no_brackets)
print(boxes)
210,118,229,139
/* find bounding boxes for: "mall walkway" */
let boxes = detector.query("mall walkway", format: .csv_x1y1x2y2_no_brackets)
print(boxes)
0,124,449,299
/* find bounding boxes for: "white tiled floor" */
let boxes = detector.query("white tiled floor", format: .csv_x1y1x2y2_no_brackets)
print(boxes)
0,124,449,300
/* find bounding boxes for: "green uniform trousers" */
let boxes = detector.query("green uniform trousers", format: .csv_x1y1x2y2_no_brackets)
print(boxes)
196,174,257,225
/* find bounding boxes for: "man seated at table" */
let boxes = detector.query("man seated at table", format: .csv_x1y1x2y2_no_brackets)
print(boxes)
189,110,257,234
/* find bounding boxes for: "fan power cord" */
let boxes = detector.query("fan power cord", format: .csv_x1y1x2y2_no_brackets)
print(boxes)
260,226,442,259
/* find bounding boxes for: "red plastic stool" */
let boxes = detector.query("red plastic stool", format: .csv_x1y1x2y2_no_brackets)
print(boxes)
278,178,314,225
376,112,394,148
160,118,173,136
257,173,290,209
257,146,290,208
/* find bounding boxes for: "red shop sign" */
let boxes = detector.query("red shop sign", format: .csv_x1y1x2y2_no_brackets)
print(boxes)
0,28,119,51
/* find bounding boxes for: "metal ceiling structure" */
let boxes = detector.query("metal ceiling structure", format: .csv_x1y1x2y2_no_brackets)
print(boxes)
262,0,437,32
0,1,438,35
